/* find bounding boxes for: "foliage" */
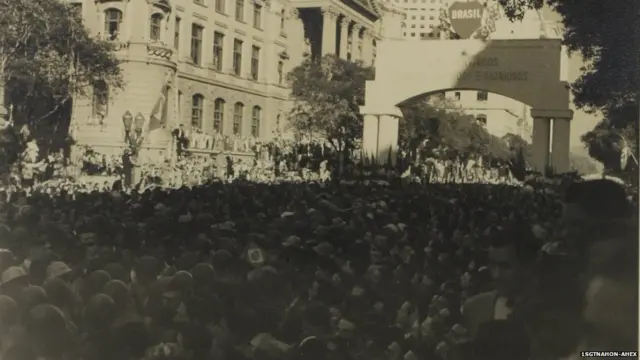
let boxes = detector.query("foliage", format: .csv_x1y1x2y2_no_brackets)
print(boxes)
581,103,638,172
0,0,123,152
398,96,509,160
286,54,373,151
568,153,599,175
502,133,532,162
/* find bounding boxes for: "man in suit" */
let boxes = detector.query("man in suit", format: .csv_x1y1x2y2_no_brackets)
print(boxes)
462,225,538,338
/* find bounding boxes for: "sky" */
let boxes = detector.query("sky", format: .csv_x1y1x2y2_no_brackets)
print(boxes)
541,7,601,151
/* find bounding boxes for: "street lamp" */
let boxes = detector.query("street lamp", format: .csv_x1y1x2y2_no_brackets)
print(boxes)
122,111,133,143
134,113,145,139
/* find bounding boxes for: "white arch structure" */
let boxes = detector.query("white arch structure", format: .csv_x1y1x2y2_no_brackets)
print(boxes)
360,38,573,173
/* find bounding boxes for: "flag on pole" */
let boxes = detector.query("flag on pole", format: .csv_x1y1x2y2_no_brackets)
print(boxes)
620,137,631,170
149,72,172,132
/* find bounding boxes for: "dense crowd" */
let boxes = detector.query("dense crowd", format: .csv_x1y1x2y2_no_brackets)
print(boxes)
0,174,636,360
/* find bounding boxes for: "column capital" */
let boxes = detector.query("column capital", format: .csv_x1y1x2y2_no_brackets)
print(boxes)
321,7,339,18
530,109,573,120
340,17,351,27
289,8,299,18
352,23,362,31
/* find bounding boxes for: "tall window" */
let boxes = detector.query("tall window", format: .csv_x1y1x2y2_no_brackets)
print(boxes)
213,32,224,71
454,91,461,101
191,24,204,65
104,9,122,40
235,0,244,21
251,106,261,137
92,81,109,118
233,39,243,76
280,9,286,33
253,4,262,28
476,114,487,126
215,0,226,13
213,98,225,132
250,46,260,81
150,13,163,41
191,94,204,129
233,102,244,135
476,91,488,101
174,17,181,49
277,60,284,85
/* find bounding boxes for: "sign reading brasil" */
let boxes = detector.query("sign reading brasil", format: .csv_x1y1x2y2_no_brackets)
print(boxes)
448,1,484,39
456,56,530,82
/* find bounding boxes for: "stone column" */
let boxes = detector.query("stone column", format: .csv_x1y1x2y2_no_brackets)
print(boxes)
351,24,362,61
321,8,338,55
362,114,379,163
361,29,373,65
551,117,571,173
362,114,400,165
531,117,551,174
339,17,350,59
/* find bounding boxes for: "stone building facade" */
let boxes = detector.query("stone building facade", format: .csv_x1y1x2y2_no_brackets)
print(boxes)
69,0,404,156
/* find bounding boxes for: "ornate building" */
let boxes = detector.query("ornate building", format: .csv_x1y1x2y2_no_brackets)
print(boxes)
70,0,404,156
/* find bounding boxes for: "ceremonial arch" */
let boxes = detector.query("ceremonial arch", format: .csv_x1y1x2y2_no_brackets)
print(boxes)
360,38,573,173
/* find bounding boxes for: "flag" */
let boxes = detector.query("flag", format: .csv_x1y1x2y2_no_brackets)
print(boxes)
149,72,172,131
620,138,631,170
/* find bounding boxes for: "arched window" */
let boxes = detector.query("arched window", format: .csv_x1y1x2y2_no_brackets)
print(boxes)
251,106,261,137
104,9,122,40
233,102,243,135
213,98,225,133
476,114,487,126
92,80,109,118
191,94,204,129
150,13,163,41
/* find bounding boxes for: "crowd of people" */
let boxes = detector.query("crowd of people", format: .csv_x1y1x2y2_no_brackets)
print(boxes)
0,167,637,360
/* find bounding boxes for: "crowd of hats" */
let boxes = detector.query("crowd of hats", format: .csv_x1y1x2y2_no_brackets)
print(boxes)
0,181,563,360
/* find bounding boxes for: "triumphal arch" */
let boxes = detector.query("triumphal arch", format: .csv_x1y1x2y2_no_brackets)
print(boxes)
360,12,573,174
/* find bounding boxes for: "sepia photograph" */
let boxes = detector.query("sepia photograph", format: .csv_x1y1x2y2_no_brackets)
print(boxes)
0,0,637,359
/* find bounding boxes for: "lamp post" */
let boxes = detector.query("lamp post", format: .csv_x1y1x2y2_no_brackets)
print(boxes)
122,111,133,145
134,112,145,141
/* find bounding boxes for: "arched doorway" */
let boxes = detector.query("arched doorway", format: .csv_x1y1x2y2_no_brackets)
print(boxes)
360,38,573,173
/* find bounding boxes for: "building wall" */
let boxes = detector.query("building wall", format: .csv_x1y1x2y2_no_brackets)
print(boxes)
445,90,532,141
71,0,396,153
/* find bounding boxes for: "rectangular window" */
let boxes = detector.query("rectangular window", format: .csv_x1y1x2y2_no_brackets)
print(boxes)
454,92,461,101
235,0,244,21
213,31,224,71
477,91,488,101
253,4,262,28
250,46,260,80
233,39,243,76
190,24,203,65
215,0,225,13
174,17,181,50
277,60,284,85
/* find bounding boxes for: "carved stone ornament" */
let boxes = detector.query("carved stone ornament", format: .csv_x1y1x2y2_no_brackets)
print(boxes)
279,50,290,60
321,7,339,18
340,17,351,27
147,44,173,60
289,8,299,18
150,0,171,12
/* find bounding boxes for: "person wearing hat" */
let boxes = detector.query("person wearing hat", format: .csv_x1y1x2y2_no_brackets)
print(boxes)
0,266,29,301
